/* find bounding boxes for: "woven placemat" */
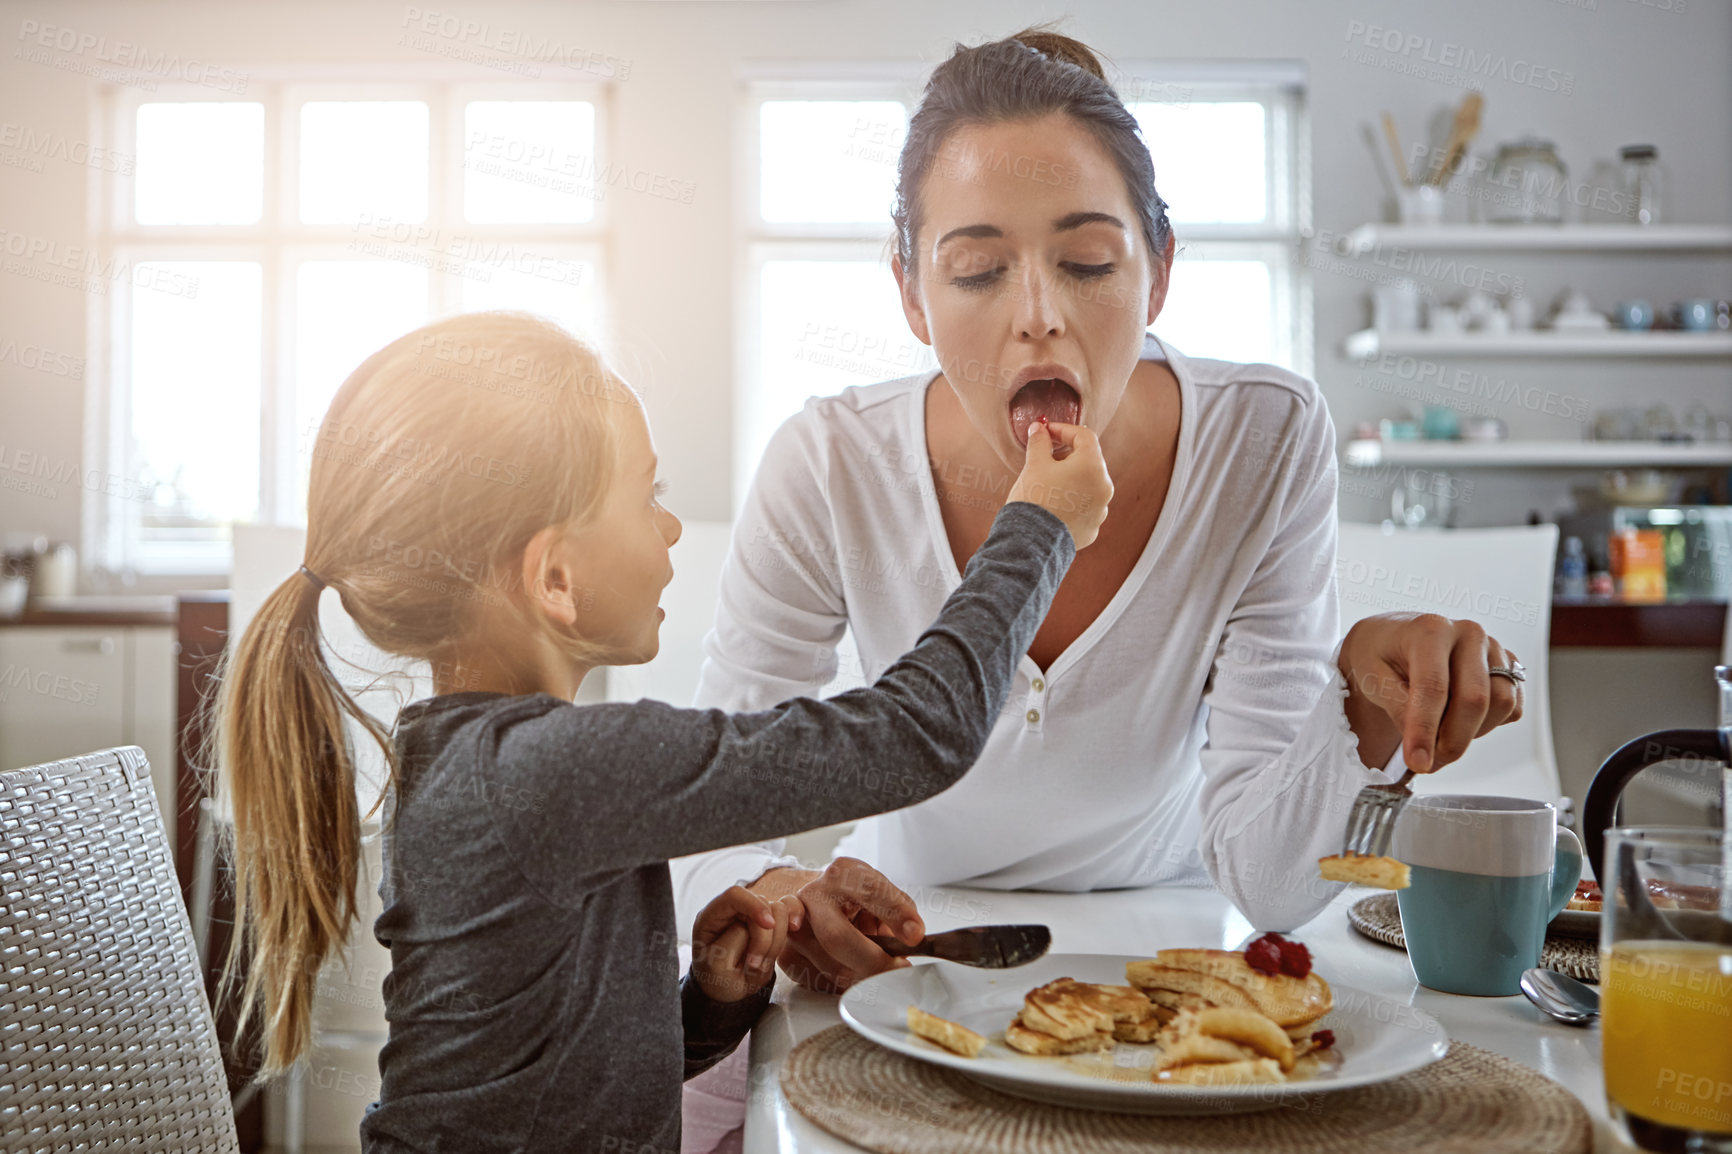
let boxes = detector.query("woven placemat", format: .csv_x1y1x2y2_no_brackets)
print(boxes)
782,1025,1590,1154
1348,893,1599,983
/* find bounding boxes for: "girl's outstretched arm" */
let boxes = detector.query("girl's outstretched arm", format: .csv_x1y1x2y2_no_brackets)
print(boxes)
446,501,1075,901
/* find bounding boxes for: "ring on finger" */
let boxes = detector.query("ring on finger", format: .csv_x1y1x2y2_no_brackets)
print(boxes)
1489,657,1526,684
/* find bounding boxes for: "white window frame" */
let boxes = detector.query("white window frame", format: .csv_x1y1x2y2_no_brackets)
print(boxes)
736,69,924,505
1117,61,1313,374
734,62,1312,509
86,70,612,580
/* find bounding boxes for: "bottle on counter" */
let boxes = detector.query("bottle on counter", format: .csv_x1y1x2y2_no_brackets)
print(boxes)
1557,535,1588,599
1587,535,1616,598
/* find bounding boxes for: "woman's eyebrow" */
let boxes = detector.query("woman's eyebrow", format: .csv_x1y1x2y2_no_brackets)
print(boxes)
935,212,1127,252
1053,211,1126,233
935,224,1003,249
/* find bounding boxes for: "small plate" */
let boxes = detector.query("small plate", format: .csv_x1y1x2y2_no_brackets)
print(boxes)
839,953,1450,1115
1548,908,1600,941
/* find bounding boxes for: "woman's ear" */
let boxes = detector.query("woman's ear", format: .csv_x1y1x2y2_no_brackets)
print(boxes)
1145,235,1176,328
520,525,581,628
891,252,934,346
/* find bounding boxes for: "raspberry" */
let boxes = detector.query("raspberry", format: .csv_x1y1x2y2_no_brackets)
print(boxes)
1277,938,1313,979
1244,936,1282,976
1310,1029,1335,1050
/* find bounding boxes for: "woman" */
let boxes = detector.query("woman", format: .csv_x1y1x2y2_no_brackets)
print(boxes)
673,28,1525,997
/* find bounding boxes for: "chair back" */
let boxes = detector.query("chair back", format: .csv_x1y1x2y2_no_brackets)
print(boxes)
1335,523,1563,806
0,746,238,1152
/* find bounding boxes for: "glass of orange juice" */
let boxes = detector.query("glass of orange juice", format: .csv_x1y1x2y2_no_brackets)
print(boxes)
1600,827,1732,1152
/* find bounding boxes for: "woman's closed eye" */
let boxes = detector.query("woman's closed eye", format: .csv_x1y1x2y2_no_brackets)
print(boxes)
950,260,1117,292
652,479,669,505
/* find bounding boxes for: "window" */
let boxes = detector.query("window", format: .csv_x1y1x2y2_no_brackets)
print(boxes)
92,80,609,576
738,66,1309,506
738,78,936,505
1120,66,1310,372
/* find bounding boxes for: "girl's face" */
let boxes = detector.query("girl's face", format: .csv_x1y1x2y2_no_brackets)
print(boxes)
553,399,683,666
893,113,1172,471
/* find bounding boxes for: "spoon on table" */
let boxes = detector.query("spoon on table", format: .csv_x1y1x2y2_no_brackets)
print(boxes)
1521,967,1599,1026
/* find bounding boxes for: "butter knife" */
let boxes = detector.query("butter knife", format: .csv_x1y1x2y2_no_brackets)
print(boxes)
866,924,1052,968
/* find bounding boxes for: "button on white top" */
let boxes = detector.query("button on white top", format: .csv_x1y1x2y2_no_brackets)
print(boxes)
1026,708,1041,724
1031,677,1045,692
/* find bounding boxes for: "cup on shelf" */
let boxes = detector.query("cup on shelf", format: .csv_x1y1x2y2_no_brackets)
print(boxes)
1421,405,1460,440
1373,279,1424,332
1678,299,1717,332
1398,184,1446,226
1427,301,1465,334
1615,300,1655,331
1507,294,1537,331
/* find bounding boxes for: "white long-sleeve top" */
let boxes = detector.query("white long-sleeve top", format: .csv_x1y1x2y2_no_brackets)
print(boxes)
673,334,1404,933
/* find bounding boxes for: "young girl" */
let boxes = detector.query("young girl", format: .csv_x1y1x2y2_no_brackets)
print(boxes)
214,310,1110,1151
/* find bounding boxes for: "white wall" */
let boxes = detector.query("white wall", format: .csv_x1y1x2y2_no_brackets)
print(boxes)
3,0,1729,563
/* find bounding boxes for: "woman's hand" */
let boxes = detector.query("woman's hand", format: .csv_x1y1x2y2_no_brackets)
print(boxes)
1007,420,1113,549
1338,612,1524,773
691,885,804,1003
751,858,924,995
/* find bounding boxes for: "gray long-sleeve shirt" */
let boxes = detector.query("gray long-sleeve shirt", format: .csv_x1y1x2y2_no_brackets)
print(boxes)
358,501,1074,1152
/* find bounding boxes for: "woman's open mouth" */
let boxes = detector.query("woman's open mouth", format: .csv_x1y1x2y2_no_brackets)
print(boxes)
1009,378,1082,448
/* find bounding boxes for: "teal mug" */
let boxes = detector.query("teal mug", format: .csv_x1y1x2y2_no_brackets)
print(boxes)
1392,795,1584,996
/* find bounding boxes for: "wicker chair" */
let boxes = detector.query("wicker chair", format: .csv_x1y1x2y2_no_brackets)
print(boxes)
0,746,239,1153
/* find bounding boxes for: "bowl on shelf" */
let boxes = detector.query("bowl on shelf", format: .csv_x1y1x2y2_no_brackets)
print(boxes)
1599,469,1671,505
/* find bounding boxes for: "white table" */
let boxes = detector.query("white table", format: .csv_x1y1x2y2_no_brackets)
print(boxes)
743,884,1637,1153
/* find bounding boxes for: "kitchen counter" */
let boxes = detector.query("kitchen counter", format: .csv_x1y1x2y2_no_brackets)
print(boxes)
0,595,178,628
744,884,1633,1153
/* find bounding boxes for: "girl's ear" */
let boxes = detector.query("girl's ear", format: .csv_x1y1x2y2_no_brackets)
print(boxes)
520,525,581,627
891,252,934,347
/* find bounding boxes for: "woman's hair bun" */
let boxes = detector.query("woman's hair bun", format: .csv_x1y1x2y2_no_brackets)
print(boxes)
1010,26,1107,81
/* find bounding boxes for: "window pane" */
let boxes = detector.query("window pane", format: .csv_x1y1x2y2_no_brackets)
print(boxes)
295,261,429,511
463,101,597,224
130,263,262,533
300,102,429,223
459,255,602,344
750,260,934,483
1151,259,1275,365
135,103,264,225
1130,102,1267,225
759,102,905,224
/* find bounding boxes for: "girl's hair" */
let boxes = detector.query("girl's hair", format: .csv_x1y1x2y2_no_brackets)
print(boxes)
210,310,630,1074
892,26,1173,277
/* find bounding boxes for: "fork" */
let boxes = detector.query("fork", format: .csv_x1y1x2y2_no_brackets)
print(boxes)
1341,768,1416,858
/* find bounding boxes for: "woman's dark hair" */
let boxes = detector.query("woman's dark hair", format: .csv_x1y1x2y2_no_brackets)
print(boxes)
892,27,1172,276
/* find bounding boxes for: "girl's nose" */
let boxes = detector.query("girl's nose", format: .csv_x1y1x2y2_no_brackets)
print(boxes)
661,508,683,548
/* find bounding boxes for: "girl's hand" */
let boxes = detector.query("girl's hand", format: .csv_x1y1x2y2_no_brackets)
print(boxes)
1006,420,1113,549
1338,612,1524,773
691,885,804,1003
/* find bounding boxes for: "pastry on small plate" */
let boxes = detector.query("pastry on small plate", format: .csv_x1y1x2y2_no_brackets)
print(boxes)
1318,851,1411,890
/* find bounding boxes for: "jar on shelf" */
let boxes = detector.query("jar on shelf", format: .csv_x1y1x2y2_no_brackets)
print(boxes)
1618,144,1665,225
1484,137,1567,224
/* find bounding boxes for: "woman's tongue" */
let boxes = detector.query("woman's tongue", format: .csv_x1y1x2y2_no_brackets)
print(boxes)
1009,379,1082,447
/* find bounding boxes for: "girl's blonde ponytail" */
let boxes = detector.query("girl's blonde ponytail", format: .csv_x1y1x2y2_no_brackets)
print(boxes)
214,567,393,1075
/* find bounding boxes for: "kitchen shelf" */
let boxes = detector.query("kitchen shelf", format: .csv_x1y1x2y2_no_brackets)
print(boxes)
1342,223,1732,254
1342,439,1732,469
1344,329,1732,360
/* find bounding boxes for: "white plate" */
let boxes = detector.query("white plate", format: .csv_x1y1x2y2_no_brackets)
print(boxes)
839,953,1450,1115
